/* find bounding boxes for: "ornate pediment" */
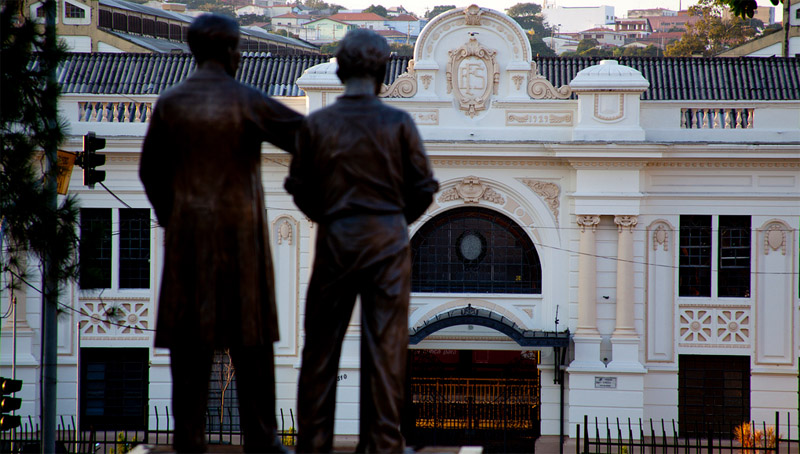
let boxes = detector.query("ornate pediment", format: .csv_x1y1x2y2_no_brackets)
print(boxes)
446,36,499,118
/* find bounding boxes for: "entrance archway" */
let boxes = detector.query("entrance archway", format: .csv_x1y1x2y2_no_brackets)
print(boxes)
406,308,569,453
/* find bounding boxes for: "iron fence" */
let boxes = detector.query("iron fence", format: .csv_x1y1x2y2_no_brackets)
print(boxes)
576,412,799,454
0,407,297,453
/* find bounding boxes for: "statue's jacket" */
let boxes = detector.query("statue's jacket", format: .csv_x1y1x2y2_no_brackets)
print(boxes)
140,65,302,348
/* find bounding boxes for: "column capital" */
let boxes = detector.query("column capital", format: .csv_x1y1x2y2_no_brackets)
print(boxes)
614,215,638,233
577,215,600,232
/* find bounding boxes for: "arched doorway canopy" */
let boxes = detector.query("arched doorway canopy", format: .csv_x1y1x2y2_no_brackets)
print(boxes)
409,305,569,347
411,207,542,294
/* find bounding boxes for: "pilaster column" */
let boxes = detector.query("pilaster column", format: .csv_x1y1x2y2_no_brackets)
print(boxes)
609,215,644,371
575,215,600,337
613,215,637,338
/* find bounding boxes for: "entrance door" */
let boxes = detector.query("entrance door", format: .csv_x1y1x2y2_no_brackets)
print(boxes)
406,349,541,453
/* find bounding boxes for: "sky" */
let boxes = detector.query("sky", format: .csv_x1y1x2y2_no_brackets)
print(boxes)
339,0,703,18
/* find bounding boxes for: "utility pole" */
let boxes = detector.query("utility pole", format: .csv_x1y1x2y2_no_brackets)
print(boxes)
42,0,60,452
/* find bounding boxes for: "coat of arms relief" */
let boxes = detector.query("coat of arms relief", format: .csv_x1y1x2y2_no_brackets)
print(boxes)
446,35,499,118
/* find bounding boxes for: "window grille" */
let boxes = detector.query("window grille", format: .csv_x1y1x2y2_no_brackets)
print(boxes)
98,9,112,27
65,2,85,18
129,16,142,34
80,208,112,289
119,209,151,289
679,215,711,297
678,354,750,438
207,350,240,432
718,216,750,297
113,12,127,31
81,348,149,430
411,207,542,294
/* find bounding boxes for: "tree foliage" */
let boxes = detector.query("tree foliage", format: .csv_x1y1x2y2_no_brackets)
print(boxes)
528,32,555,57
1,1,79,292
389,42,414,56
719,0,780,19
238,14,269,26
363,4,388,17
664,0,757,56
506,2,549,35
426,5,456,19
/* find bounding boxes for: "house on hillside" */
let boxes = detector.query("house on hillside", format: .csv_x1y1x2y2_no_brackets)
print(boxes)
615,17,651,39
24,0,319,54
271,12,313,36
578,27,626,47
328,11,387,30
301,17,355,43
387,13,426,38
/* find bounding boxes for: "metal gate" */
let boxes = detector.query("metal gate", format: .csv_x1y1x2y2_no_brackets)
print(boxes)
409,377,541,452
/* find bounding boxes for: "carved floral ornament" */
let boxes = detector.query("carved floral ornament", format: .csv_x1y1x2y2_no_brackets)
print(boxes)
614,215,638,233
528,61,571,100
576,215,600,232
438,176,505,204
380,60,417,98
446,36,499,118
519,179,560,224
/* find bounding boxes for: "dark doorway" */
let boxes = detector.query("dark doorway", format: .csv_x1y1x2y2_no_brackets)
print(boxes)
406,349,541,453
678,354,750,438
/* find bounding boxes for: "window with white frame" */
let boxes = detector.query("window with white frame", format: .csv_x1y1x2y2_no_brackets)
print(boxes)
678,215,751,298
80,208,151,290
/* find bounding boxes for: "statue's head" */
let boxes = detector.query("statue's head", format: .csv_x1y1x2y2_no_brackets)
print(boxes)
188,14,241,76
335,29,390,89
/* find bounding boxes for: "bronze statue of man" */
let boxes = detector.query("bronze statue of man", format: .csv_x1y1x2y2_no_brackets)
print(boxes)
285,29,439,453
139,13,301,453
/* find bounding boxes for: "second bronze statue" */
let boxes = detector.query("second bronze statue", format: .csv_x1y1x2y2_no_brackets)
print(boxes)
286,29,439,453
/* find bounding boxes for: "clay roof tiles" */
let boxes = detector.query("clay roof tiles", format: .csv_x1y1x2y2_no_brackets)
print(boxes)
56,54,800,101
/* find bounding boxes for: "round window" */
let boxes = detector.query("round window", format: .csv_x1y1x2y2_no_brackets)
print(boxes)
456,231,486,263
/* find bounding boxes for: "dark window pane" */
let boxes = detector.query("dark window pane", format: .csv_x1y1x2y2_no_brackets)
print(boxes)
718,215,750,297
679,215,711,297
678,355,750,438
411,207,542,294
119,209,151,289
80,208,112,289
80,348,149,430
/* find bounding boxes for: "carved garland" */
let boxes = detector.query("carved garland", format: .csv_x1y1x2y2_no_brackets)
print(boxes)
438,176,505,205
527,61,571,100
763,222,787,255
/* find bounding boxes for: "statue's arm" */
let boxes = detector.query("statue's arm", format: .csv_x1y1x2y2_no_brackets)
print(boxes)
284,119,323,222
401,117,439,224
139,103,174,228
254,92,304,155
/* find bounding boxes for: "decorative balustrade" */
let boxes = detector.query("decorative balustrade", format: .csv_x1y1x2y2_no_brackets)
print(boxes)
78,101,153,123
681,107,753,129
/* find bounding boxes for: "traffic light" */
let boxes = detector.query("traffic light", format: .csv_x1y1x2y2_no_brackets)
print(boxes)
80,131,106,188
0,377,22,431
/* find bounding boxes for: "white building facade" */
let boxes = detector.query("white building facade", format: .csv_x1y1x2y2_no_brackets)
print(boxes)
2,5,799,450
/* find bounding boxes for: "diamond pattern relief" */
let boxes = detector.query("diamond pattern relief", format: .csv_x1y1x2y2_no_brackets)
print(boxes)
79,300,151,337
79,302,112,335
679,309,712,343
679,306,751,347
716,310,749,344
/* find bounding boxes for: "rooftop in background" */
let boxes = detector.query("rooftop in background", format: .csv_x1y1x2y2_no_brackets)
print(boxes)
55,53,800,101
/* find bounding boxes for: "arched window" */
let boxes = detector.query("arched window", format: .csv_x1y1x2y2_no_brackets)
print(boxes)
411,207,542,294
